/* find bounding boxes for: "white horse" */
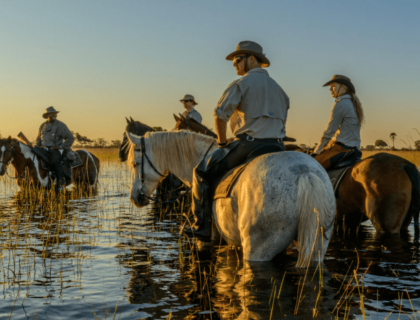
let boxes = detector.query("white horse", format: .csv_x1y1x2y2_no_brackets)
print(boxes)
126,131,336,268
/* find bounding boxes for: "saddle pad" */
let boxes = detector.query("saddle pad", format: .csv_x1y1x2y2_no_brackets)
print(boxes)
214,162,250,200
327,166,350,195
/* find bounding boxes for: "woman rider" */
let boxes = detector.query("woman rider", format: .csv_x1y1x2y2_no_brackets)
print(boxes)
313,75,364,170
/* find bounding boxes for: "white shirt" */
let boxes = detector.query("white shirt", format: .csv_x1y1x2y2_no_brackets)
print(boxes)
314,94,361,154
182,107,202,123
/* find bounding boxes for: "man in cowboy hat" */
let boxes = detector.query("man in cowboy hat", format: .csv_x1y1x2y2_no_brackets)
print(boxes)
35,106,75,191
180,94,202,123
184,40,290,240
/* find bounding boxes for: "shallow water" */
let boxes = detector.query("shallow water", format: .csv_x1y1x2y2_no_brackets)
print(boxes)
1,161,420,319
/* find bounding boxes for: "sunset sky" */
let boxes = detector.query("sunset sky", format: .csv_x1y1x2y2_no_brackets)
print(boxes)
1,0,419,148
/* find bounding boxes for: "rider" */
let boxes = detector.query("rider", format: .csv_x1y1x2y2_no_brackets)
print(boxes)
313,75,364,170
180,94,202,123
184,40,290,240
35,106,75,191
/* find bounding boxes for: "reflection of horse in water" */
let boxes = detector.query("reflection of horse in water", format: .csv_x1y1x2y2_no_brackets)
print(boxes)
126,130,336,267
0,137,99,188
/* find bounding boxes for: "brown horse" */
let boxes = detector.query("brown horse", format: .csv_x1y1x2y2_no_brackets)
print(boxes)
335,153,420,234
172,113,298,142
0,136,100,188
171,116,420,235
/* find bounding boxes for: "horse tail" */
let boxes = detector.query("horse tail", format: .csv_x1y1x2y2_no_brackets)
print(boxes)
296,171,335,268
404,163,420,232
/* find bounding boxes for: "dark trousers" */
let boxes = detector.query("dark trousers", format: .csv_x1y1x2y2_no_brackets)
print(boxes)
47,149,65,184
191,138,285,227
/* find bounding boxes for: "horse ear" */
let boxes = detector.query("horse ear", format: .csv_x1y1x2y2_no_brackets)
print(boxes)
173,114,180,122
126,131,141,146
130,117,134,123
7,136,12,143
126,117,130,125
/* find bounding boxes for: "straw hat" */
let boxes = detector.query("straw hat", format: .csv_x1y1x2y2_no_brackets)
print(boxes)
42,106,60,119
323,75,356,94
180,94,198,105
225,41,270,68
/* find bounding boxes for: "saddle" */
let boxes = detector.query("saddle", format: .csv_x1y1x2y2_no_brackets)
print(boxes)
213,144,283,200
39,149,83,178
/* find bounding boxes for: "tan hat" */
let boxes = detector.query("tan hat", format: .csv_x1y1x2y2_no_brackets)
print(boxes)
42,106,60,119
180,94,198,105
226,41,270,68
323,75,356,94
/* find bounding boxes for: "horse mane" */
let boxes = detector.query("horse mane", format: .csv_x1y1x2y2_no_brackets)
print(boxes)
126,119,154,136
173,114,218,138
128,130,216,179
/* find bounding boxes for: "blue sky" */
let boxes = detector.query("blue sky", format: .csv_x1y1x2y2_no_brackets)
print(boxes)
0,0,419,147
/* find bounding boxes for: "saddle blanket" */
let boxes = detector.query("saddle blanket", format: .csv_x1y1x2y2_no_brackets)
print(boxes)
41,151,83,171
327,166,351,195
213,162,251,200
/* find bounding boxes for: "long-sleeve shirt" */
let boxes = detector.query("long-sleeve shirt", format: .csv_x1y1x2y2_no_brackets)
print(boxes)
35,120,75,150
214,68,289,139
314,94,361,154
182,107,202,123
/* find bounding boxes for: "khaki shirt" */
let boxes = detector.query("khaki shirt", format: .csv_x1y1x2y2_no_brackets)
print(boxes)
35,120,75,150
182,107,202,123
214,68,289,139
314,94,361,154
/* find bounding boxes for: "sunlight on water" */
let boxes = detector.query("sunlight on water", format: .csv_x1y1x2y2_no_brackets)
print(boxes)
1,155,420,319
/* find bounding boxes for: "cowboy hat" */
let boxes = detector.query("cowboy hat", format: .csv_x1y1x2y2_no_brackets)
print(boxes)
180,94,198,105
225,41,270,68
323,75,356,94
42,106,60,119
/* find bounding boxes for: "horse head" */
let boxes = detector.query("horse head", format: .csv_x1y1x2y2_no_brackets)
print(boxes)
119,117,155,162
125,131,164,208
173,113,218,138
0,136,15,175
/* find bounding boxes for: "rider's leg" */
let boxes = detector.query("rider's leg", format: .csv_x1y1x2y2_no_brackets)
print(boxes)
48,149,66,190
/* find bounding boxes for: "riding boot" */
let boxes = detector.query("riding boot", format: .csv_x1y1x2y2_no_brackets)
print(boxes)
54,164,66,192
183,171,212,241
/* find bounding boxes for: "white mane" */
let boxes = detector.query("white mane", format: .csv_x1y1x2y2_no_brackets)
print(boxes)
127,130,216,183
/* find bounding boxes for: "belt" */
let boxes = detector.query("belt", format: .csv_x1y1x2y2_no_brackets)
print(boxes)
236,133,283,143
336,142,357,150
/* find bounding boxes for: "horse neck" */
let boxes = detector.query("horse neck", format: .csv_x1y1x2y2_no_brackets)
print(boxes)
148,132,217,187
11,142,35,174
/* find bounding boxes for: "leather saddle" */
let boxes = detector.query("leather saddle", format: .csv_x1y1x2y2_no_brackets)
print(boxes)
213,144,283,200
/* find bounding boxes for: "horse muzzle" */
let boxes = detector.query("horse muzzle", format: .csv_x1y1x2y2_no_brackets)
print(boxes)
0,164,5,176
130,193,150,208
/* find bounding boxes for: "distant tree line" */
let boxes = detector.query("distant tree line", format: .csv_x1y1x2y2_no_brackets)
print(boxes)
71,131,122,148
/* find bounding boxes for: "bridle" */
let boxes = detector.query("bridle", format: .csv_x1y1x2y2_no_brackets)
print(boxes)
133,137,166,185
132,136,216,203
0,144,14,166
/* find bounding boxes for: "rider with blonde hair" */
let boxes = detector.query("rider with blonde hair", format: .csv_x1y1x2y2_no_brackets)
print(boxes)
313,75,364,170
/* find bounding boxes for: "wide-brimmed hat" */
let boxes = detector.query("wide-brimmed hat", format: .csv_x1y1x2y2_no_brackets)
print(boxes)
323,75,356,94
180,94,198,105
42,106,60,119
225,41,270,68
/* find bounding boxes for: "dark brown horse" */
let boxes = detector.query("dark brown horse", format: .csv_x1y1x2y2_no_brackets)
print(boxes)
172,115,420,235
0,136,100,188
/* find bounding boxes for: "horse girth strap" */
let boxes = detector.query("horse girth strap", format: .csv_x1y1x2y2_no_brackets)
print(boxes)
136,137,165,183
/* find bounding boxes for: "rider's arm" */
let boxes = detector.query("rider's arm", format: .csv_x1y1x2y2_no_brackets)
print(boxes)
215,117,227,145
60,124,75,150
314,103,346,154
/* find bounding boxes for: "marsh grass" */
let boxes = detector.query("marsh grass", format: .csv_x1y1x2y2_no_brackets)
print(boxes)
1,149,419,319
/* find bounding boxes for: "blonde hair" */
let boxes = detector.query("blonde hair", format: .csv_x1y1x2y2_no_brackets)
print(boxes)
339,84,365,125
